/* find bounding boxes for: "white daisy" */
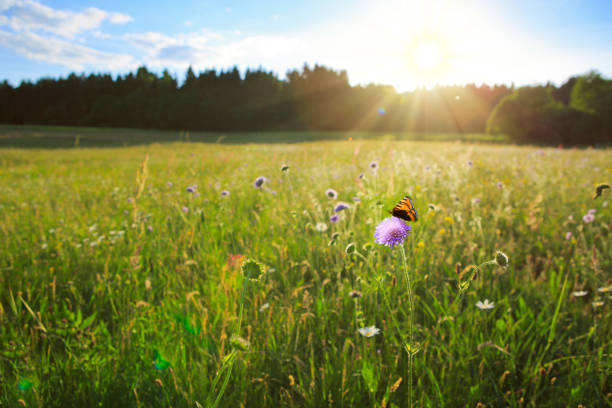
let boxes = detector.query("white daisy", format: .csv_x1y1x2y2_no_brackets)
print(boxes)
476,299,495,310
358,326,380,338
572,291,588,297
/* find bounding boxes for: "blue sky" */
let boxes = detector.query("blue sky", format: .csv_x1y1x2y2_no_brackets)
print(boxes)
1,0,611,91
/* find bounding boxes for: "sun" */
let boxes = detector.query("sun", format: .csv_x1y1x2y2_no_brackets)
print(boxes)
413,42,442,70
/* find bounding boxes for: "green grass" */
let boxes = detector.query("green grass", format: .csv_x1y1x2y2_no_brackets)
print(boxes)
0,133,610,407
0,124,508,148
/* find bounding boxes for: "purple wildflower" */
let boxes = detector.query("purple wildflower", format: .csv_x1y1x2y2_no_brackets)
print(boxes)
565,232,572,240
467,160,473,167
123,210,129,215
181,206,189,214
147,225,153,232
330,214,340,223
127,197,134,203
334,203,349,212
583,212,595,223
472,198,481,204
352,197,361,202
221,190,230,197
254,176,266,188
167,181,173,187
369,161,378,170
358,173,365,180
496,182,503,188
326,188,338,199
373,217,411,248
193,192,200,198
187,185,196,193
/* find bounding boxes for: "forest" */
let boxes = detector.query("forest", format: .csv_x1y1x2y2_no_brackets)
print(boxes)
0,65,610,144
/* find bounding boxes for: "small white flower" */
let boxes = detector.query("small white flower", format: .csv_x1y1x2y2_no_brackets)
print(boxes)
358,326,381,338
315,222,328,232
597,286,611,294
572,291,588,297
476,299,495,310
592,300,604,308
259,302,270,312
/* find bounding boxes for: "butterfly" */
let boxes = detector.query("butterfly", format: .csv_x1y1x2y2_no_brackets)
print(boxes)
390,195,418,222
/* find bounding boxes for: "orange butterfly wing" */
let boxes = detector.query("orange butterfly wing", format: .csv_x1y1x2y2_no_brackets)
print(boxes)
390,196,418,222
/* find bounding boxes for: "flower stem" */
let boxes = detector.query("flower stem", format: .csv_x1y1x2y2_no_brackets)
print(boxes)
210,268,250,408
400,245,413,408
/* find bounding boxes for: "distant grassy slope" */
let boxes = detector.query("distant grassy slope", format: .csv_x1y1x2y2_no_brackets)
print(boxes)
0,124,508,148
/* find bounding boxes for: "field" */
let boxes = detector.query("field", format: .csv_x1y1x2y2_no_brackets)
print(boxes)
0,128,610,407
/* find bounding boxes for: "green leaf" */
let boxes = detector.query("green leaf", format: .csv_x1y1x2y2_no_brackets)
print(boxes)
17,378,33,391
361,361,378,394
80,313,96,329
153,350,171,370
496,319,506,332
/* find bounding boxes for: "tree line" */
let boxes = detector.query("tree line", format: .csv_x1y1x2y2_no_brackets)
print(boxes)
0,65,610,144
487,71,612,145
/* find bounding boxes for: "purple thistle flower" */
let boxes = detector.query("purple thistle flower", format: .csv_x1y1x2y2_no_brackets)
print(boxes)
187,185,196,193
330,214,340,223
221,190,230,197
334,203,349,212
254,176,266,188
358,173,365,180
496,182,503,189
565,231,572,240
326,188,338,199
147,225,153,232
181,206,189,214
467,160,473,167
374,217,411,248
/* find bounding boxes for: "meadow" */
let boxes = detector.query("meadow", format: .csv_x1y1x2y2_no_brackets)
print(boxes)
0,129,610,407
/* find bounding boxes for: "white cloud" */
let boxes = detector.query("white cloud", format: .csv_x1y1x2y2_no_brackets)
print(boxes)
108,12,132,24
0,0,17,12
0,29,135,70
2,0,132,38
124,30,303,74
